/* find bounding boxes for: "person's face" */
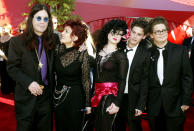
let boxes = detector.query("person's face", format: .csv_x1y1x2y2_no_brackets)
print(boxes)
61,26,75,44
108,29,123,45
32,10,49,36
151,24,168,44
52,17,58,30
128,26,145,46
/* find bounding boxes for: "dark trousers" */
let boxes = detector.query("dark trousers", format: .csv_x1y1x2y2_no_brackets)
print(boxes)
95,95,117,131
0,61,15,94
148,107,185,131
54,86,84,131
114,94,142,131
55,104,84,131
16,88,52,131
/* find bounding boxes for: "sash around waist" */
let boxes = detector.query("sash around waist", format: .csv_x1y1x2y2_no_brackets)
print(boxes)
91,82,118,107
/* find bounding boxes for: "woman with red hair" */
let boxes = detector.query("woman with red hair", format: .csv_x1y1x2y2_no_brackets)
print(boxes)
53,19,91,131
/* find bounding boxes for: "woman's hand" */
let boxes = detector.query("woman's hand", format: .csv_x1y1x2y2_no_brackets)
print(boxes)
85,107,92,114
106,103,119,115
78,43,87,52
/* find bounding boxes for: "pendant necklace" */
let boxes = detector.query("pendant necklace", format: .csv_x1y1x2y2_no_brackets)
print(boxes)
35,47,43,71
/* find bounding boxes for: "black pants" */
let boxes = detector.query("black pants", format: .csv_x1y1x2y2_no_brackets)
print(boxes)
54,86,84,131
114,94,142,131
94,95,117,131
0,61,15,94
148,107,185,131
16,88,52,131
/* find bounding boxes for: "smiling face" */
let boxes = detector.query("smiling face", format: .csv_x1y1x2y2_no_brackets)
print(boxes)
60,26,78,46
107,29,123,45
32,10,49,36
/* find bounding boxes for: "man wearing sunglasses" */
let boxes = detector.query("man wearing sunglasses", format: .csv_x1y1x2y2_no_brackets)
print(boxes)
147,16,193,131
7,4,60,131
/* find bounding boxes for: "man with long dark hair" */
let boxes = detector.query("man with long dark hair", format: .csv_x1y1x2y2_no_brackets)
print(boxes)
7,3,60,131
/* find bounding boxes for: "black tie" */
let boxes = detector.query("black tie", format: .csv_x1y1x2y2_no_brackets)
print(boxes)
125,48,133,53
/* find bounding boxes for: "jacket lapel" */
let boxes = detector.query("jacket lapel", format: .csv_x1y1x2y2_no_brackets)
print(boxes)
163,42,173,85
128,44,142,80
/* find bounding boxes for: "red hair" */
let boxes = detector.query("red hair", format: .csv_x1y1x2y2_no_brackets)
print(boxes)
63,19,88,48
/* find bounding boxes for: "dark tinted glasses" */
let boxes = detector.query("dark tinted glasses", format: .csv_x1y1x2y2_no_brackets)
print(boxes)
35,16,49,23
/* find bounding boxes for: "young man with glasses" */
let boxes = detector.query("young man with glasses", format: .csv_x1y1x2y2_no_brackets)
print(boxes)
114,17,150,131
147,16,193,131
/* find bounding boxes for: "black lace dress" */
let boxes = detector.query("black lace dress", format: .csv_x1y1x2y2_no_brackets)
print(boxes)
92,49,128,131
53,44,91,131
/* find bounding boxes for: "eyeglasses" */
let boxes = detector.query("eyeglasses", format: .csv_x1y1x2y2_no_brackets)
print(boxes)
19,29,24,33
153,29,167,35
35,16,49,23
110,30,123,36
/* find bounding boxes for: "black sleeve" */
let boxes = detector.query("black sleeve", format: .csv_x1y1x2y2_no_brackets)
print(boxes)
80,51,91,107
115,52,128,106
181,46,193,105
136,51,150,111
7,37,33,90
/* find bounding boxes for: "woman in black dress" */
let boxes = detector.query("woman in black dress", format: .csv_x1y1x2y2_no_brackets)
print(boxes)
91,19,129,131
0,24,15,94
53,20,91,131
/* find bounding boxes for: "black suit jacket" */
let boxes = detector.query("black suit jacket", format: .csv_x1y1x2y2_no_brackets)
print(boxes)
7,34,60,119
182,37,192,47
148,42,193,117
126,43,150,116
182,37,194,70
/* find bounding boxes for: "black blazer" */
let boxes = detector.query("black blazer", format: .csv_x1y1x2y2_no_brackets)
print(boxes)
126,43,150,116
148,42,193,117
182,37,194,69
182,37,192,47
7,34,60,119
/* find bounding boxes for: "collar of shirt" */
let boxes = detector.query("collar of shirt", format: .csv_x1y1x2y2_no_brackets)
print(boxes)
126,43,139,53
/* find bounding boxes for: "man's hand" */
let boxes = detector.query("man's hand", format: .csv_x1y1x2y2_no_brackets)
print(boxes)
85,107,92,114
135,109,142,116
28,81,43,96
181,105,190,112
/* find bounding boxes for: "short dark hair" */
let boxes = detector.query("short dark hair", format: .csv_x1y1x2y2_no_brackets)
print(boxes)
97,19,128,52
63,19,88,49
149,16,169,33
131,17,149,35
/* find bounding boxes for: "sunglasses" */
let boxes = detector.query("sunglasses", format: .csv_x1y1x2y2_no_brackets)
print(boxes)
35,16,49,23
110,30,123,36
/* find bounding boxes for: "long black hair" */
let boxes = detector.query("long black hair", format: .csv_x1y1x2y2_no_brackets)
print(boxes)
97,19,128,52
22,3,55,50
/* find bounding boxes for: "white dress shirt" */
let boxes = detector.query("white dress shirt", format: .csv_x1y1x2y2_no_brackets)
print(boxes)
124,44,139,93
